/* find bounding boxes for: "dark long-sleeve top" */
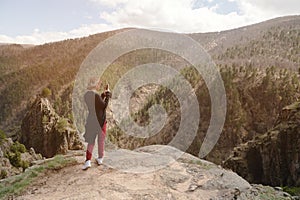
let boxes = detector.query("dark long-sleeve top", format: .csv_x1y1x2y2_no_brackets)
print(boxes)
84,90,109,129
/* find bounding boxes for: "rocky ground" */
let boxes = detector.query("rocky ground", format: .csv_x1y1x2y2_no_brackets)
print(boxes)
13,146,293,200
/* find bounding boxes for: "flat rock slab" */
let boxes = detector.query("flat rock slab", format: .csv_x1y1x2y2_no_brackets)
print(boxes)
15,145,290,200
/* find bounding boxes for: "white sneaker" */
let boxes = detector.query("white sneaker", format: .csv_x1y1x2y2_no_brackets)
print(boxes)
82,160,91,170
96,157,103,165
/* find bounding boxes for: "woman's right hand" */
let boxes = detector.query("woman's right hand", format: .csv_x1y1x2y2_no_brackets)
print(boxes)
104,84,111,98
105,90,112,98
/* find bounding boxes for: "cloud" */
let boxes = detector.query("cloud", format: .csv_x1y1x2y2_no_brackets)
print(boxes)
84,15,93,19
0,23,120,45
0,0,299,44
89,0,129,8
94,0,300,33
97,0,245,33
235,0,300,16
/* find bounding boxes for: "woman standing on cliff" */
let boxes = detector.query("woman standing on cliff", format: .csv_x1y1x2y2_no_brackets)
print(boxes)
82,78,111,170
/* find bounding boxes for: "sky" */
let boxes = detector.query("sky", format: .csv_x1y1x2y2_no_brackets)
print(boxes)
0,0,299,44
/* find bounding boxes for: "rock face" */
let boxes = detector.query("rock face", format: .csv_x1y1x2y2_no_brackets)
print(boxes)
21,97,83,158
223,102,300,186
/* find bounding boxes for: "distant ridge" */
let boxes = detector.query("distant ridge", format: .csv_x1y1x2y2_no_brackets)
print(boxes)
0,43,35,48
0,15,299,135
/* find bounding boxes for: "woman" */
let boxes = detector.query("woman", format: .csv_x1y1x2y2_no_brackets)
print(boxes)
82,78,111,170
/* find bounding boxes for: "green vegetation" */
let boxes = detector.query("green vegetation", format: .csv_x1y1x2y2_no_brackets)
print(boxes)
0,169,7,179
0,32,110,125
217,26,300,67
283,186,300,196
53,86,74,121
0,155,77,199
107,126,123,144
6,152,22,168
254,186,289,200
56,117,68,133
0,56,19,77
10,141,26,154
107,64,300,163
1,19,299,138
258,193,287,200
45,155,76,170
41,87,52,98
5,141,28,171
0,129,6,139
0,129,6,144
42,115,49,123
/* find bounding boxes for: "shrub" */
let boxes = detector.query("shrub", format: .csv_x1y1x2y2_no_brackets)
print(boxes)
56,118,68,133
0,130,6,144
283,186,300,196
41,87,52,98
21,160,29,172
7,152,22,168
10,142,26,154
0,130,6,139
0,169,7,179
6,142,27,168
42,115,48,123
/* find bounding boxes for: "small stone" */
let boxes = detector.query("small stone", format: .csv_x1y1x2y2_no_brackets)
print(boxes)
282,192,291,197
233,187,241,196
0,149,3,157
29,147,36,155
250,190,258,196
274,186,283,191
188,184,199,192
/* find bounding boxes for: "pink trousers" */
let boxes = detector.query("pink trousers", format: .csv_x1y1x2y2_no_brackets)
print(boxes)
86,123,106,160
